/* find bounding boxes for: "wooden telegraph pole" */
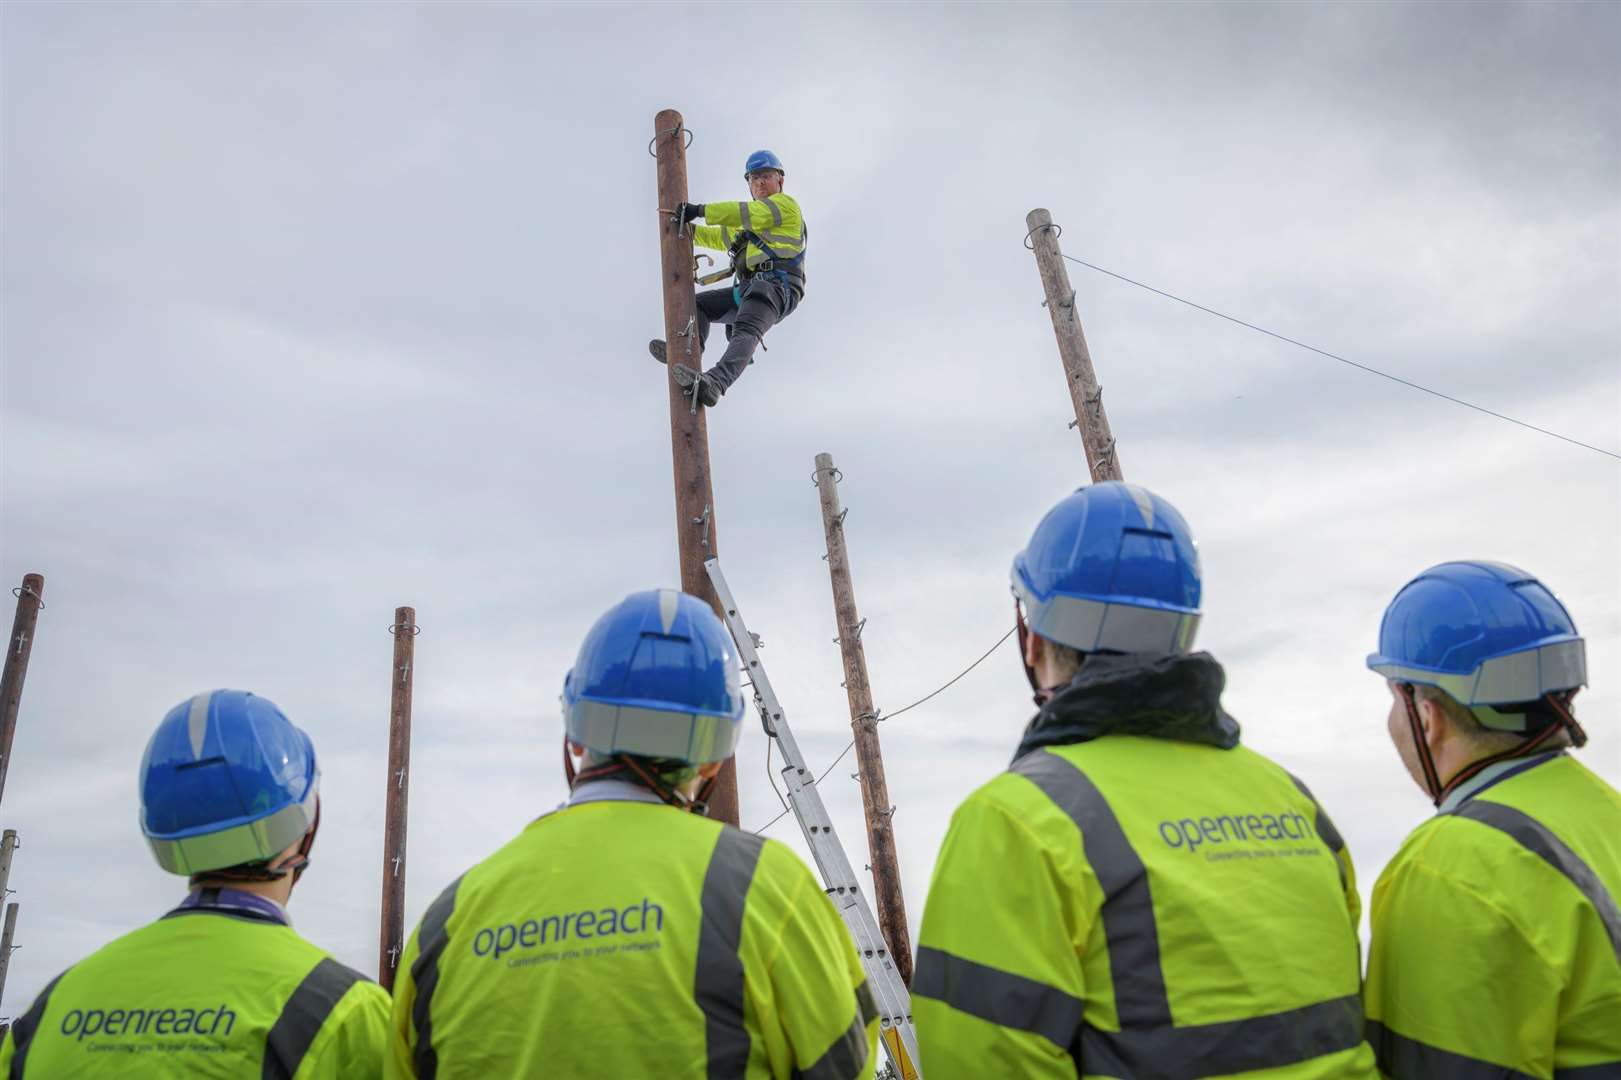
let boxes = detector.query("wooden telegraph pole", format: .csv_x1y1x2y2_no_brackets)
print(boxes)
0,574,45,808
0,829,17,1013
1026,209,1125,481
813,453,912,985
0,831,17,907
652,108,738,825
378,607,417,990
0,902,18,1011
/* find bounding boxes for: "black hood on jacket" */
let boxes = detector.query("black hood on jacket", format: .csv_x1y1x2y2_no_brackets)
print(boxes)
1013,651,1241,762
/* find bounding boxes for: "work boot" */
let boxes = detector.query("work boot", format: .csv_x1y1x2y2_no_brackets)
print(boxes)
670,364,722,408
648,339,667,365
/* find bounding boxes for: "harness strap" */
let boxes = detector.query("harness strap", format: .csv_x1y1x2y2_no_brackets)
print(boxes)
730,218,806,284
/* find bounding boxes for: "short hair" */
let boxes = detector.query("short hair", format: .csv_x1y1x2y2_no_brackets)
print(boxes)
583,750,697,787
1042,639,1086,683
1411,684,1570,751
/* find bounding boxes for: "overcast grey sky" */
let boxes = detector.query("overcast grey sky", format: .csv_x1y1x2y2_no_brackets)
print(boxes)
2,1,1618,1015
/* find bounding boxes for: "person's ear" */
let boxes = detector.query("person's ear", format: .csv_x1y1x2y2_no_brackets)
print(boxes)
1024,629,1046,670
1415,695,1452,747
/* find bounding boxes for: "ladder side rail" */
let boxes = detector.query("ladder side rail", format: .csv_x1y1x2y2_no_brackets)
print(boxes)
775,748,918,1064
705,558,922,1075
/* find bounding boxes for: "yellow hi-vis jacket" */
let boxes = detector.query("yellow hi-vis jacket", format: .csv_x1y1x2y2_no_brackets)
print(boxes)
1365,751,1621,1078
0,895,389,1078
386,789,878,1079
915,737,1377,1079
693,193,806,274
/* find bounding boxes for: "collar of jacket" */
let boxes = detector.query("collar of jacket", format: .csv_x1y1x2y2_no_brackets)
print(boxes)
1013,651,1241,762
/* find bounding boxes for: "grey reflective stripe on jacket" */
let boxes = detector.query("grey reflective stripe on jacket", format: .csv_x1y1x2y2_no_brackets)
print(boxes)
1367,1020,1525,1080
695,829,765,1080
917,749,1366,1076
410,874,465,1080
262,958,370,1080
793,985,873,1080
914,947,1082,1048
1288,772,1350,892
1361,1020,1621,1080
1446,798,1621,963
6,970,66,1080
1012,750,1172,1029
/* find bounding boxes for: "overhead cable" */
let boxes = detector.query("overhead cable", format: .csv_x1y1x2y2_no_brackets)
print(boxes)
1059,252,1620,462
753,625,1017,835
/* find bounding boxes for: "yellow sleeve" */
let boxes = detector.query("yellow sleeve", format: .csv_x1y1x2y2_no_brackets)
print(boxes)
755,845,878,1080
693,193,802,257
692,223,729,252
1365,851,1559,1077
0,1026,13,1075
700,193,796,231
297,980,392,1080
384,929,423,1080
914,789,1084,1080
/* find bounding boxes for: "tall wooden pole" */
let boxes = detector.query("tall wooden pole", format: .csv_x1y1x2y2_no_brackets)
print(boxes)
0,831,17,909
1026,209,1125,482
0,574,45,808
813,454,912,985
0,903,18,1012
653,107,738,825
0,830,17,1012
378,607,416,990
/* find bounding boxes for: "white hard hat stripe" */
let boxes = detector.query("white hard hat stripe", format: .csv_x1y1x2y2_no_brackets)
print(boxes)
187,692,212,760
1122,484,1157,530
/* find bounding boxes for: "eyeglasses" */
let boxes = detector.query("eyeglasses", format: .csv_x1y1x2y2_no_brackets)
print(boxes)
746,171,781,183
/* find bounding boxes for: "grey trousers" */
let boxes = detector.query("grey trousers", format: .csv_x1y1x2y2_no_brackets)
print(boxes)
692,275,801,393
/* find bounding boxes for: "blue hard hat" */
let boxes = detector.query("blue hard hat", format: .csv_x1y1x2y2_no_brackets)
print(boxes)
744,149,784,178
140,690,320,876
1012,482,1202,654
1368,561,1586,708
562,590,744,765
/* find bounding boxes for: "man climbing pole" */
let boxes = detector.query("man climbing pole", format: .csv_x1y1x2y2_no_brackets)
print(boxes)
651,149,806,408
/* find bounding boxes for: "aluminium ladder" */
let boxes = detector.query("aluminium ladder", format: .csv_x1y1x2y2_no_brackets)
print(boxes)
704,557,922,1078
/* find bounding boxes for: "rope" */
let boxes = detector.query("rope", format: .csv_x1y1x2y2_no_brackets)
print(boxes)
1057,252,1620,462
752,624,1018,835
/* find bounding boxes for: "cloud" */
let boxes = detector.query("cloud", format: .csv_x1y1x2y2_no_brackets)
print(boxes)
2,0,1616,1015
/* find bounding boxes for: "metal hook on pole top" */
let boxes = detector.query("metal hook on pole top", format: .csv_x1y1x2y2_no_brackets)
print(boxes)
647,121,695,158
7,588,41,611
1023,220,1062,249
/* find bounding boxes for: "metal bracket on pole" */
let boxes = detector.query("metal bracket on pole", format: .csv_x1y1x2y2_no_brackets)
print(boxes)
704,557,921,1077
693,504,712,552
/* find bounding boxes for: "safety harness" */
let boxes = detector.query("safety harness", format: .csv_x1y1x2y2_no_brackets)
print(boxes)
1399,685,1589,806
562,737,719,816
729,225,806,292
